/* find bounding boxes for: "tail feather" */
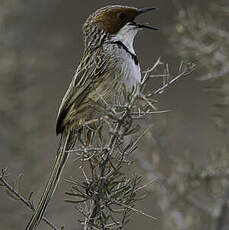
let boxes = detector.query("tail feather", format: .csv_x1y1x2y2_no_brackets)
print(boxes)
26,132,71,230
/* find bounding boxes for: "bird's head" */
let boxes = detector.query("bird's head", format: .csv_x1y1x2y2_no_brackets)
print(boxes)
83,5,157,50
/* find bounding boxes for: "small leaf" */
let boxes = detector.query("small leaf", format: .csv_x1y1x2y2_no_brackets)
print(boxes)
65,199,88,204
65,192,87,199
124,125,141,136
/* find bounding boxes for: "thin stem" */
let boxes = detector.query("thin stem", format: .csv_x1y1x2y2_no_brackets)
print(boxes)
0,174,60,230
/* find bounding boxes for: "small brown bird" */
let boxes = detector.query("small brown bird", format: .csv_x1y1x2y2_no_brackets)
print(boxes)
26,5,157,229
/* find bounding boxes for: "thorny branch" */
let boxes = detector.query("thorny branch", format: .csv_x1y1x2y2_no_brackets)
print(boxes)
64,59,194,229
0,169,60,230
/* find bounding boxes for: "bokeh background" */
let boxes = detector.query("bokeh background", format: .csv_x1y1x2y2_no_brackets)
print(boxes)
1,0,229,229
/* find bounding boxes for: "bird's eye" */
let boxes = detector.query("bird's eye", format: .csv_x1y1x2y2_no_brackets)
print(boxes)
118,12,127,20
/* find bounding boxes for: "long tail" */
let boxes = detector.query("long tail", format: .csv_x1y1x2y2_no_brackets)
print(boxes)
26,131,71,230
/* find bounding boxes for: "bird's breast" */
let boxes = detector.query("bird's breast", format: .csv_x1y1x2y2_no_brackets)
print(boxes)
106,44,141,91
119,52,141,91
86,45,141,106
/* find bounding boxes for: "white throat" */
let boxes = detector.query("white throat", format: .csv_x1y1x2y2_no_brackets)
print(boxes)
111,24,138,54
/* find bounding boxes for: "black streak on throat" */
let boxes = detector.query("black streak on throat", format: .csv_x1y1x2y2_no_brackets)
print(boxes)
111,41,139,65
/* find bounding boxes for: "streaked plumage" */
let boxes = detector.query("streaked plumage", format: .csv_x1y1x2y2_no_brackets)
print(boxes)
56,39,141,134
26,5,156,230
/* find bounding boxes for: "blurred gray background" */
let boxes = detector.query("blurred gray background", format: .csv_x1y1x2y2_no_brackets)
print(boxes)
1,0,228,229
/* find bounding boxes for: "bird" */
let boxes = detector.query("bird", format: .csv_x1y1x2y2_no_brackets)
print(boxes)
26,5,157,230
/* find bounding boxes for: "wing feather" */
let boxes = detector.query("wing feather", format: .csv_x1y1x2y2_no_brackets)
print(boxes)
56,48,109,134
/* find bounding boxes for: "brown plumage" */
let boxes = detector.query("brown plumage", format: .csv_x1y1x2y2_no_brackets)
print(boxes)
26,5,156,230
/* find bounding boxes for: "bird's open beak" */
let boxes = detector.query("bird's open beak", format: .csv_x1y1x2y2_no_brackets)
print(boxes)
135,7,159,30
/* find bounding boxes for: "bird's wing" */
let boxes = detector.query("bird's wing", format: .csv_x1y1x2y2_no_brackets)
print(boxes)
56,48,110,134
